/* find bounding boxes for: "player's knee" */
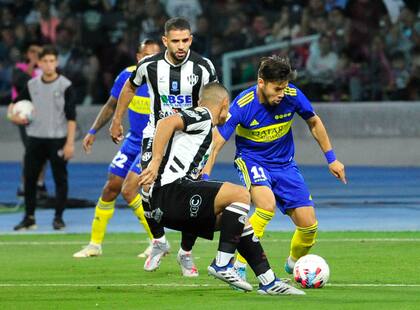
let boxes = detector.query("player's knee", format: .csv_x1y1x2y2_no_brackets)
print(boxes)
121,182,137,203
231,185,251,205
102,179,122,201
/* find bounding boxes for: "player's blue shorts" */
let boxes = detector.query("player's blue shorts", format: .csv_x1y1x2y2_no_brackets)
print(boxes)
108,137,142,178
234,156,314,214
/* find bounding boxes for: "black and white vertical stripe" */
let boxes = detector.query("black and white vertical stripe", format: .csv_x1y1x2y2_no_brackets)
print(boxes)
129,50,218,139
154,107,213,187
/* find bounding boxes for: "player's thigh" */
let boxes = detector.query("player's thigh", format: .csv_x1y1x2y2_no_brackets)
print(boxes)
250,185,277,213
214,182,250,214
286,206,317,227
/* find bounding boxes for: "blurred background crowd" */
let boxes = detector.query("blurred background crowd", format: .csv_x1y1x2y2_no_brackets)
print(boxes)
0,0,419,104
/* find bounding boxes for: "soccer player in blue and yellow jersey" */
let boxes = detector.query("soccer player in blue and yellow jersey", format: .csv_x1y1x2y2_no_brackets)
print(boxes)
73,40,161,258
203,55,346,278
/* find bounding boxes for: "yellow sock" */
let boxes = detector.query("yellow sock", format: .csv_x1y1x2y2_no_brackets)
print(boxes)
236,208,275,264
290,221,318,261
129,194,153,240
90,198,115,245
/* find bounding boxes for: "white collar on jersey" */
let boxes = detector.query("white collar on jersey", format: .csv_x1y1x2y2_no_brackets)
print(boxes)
164,49,191,67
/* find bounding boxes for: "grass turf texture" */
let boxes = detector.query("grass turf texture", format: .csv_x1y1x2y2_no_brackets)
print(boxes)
0,231,419,309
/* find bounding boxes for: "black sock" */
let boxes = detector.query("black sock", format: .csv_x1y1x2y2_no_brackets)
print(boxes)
218,203,249,254
237,226,271,276
143,199,165,238
181,231,198,251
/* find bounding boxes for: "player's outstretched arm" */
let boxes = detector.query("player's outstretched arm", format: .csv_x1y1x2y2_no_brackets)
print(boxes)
83,96,117,153
306,115,347,184
138,115,185,186
109,80,136,144
202,128,227,178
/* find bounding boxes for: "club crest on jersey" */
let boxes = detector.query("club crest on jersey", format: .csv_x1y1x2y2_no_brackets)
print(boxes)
142,151,152,162
189,194,202,217
186,73,199,86
171,81,179,92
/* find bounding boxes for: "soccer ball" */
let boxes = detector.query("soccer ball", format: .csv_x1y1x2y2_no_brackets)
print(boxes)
293,254,330,288
13,100,34,122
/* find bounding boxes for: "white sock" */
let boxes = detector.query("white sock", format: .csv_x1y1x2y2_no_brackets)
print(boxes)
234,259,247,269
155,236,167,243
216,251,234,267
257,269,276,285
287,256,296,269
178,247,191,256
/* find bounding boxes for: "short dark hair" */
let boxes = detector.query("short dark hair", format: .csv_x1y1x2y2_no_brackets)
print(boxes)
200,82,229,105
39,45,58,59
164,17,191,34
137,38,159,53
258,55,297,82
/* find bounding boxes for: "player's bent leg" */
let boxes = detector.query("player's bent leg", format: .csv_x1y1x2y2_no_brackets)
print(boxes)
285,206,318,273
235,185,276,272
208,182,253,291
236,223,305,295
123,172,153,239
73,174,122,258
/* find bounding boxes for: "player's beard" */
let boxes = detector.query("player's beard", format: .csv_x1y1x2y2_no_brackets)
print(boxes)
169,50,187,64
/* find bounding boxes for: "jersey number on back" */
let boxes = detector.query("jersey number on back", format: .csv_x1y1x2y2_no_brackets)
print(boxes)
112,151,128,168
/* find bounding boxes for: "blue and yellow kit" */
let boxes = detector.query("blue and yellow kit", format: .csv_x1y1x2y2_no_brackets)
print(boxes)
217,83,316,213
108,66,151,177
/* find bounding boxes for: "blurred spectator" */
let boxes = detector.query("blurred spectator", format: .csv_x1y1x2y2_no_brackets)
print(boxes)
327,7,350,53
191,15,212,57
55,25,89,104
407,46,420,100
305,34,339,101
270,6,301,42
248,15,272,46
301,0,327,35
345,0,387,62
139,0,168,41
162,0,202,33
25,0,61,43
365,35,392,100
386,51,411,100
223,16,248,52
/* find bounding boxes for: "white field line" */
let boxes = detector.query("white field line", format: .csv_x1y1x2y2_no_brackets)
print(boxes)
1,238,420,246
0,283,419,288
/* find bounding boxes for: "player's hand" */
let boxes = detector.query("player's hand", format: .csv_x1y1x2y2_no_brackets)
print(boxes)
109,120,124,144
62,142,75,160
138,159,159,186
328,160,347,184
82,134,96,154
7,103,29,125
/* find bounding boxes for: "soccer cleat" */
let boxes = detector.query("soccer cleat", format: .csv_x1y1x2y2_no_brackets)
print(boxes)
36,184,48,199
73,243,102,258
14,216,37,231
236,266,247,281
258,278,306,295
137,240,153,258
208,259,253,292
52,217,66,230
284,261,294,274
143,239,170,271
177,251,199,277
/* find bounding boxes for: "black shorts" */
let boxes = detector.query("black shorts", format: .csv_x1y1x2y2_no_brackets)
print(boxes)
150,178,224,240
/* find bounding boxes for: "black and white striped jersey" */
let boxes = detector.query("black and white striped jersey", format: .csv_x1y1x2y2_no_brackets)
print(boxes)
129,50,217,139
153,107,213,188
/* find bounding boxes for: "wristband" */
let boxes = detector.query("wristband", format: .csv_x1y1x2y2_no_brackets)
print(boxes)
324,150,336,164
88,128,97,135
201,173,210,180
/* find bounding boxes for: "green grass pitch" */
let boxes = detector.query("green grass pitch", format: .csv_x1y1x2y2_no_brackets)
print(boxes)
0,231,419,309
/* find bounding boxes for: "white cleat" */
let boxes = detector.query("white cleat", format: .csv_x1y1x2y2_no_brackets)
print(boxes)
257,279,306,295
143,239,170,271
177,250,199,277
208,259,253,292
73,244,102,258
